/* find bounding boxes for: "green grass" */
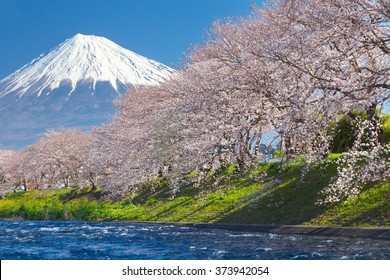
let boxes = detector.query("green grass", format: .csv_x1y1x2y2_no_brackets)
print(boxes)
0,155,389,227
308,182,390,227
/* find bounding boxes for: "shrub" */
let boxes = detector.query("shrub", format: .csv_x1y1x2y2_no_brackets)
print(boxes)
329,110,389,153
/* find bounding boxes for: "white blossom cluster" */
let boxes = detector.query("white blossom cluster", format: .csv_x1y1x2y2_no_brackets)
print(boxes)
321,119,390,204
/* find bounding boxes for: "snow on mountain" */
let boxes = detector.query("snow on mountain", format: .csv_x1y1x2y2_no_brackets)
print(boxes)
0,34,175,150
0,33,174,98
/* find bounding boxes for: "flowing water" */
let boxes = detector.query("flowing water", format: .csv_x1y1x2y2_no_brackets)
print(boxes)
0,220,389,260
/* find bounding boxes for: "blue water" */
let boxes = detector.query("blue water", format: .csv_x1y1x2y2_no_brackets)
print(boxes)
0,220,389,260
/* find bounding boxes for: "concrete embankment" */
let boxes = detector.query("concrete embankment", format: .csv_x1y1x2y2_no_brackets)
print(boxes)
132,221,390,240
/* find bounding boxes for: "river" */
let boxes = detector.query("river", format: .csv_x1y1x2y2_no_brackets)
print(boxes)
0,220,389,259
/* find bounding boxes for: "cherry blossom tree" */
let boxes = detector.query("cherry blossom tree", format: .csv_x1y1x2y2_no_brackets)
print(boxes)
24,129,94,188
0,150,17,185
3,0,388,204
156,0,389,200
87,85,179,196
259,0,389,131
321,117,390,203
0,150,13,183
0,149,30,191
257,0,389,201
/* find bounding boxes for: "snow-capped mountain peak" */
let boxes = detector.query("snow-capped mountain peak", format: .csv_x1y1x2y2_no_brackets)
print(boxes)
0,34,175,150
0,33,175,98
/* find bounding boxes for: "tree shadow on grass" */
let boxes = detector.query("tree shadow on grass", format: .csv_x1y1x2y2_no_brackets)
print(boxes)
343,206,390,227
59,187,103,202
148,198,193,221
215,163,338,225
128,160,344,226
314,183,390,227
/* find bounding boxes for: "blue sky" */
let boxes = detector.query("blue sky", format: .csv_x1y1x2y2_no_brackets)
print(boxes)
0,0,263,78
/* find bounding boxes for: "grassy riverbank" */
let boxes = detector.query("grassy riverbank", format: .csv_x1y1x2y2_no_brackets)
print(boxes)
0,157,389,227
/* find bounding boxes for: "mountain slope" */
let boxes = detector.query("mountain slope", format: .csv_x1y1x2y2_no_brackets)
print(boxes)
0,34,175,150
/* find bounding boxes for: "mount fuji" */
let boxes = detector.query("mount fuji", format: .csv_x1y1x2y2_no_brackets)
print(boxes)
0,34,175,150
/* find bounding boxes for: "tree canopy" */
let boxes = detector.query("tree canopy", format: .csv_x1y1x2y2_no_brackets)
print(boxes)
1,0,389,203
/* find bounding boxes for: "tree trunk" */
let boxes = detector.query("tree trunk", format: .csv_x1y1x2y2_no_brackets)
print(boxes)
22,178,27,191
